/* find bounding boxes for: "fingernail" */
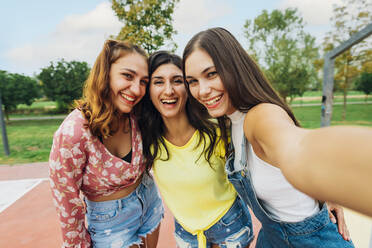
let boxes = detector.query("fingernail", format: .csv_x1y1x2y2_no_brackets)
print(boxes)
331,218,336,223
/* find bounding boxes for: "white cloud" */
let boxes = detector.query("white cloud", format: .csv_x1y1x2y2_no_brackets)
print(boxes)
6,2,122,75
6,0,233,74
279,0,342,26
173,0,232,33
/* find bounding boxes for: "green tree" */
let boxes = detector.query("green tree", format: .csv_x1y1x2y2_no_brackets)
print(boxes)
322,0,372,119
244,8,319,103
111,0,179,54
0,70,41,121
355,72,372,101
38,59,90,113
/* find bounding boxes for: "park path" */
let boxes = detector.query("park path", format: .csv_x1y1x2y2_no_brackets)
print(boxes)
0,163,262,247
1,163,372,247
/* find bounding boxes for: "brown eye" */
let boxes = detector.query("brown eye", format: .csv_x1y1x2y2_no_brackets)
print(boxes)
122,73,133,80
173,77,184,84
207,71,217,78
187,79,197,85
140,79,148,85
174,79,183,84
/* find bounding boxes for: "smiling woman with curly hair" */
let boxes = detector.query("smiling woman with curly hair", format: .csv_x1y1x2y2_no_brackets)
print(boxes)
49,40,163,248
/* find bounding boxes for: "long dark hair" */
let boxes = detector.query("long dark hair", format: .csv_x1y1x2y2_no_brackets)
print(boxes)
182,27,300,147
138,51,220,169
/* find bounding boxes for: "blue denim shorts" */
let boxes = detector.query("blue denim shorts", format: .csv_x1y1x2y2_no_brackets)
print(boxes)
85,173,164,248
174,197,253,248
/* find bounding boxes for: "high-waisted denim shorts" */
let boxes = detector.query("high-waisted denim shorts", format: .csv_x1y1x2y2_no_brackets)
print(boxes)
174,197,253,248
85,173,164,248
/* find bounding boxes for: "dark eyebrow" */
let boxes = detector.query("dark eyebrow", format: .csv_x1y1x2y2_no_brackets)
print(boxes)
121,68,137,75
202,66,215,74
185,66,215,80
151,76,164,80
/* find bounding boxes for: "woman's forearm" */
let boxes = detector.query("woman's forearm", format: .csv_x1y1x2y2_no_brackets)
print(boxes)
281,125,372,217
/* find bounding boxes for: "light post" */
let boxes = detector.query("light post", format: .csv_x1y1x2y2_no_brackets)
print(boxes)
0,90,10,156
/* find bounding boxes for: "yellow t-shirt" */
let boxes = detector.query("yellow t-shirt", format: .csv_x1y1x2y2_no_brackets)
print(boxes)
152,130,236,248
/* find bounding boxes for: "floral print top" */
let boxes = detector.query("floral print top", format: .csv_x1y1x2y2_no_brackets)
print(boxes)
49,109,145,248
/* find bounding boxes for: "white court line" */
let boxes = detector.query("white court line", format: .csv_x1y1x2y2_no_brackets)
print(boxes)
0,178,48,213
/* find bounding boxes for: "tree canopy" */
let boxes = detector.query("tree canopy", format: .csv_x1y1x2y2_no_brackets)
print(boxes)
111,0,179,54
244,8,319,102
0,70,41,120
355,72,372,100
38,59,90,112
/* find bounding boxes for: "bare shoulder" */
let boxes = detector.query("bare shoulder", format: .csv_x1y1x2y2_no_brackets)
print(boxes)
243,103,303,167
243,103,299,147
244,103,293,135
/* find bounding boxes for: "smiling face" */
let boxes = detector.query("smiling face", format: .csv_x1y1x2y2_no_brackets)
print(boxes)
109,52,149,114
184,48,235,117
149,63,187,120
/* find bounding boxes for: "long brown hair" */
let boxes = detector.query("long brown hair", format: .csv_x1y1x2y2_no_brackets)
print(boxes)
182,27,300,148
75,40,147,138
138,51,219,169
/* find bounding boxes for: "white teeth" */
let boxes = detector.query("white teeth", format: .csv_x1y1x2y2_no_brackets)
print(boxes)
121,93,135,102
161,99,177,104
205,95,222,105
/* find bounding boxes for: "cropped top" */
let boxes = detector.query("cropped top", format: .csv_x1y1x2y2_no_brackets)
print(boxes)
152,130,236,248
49,109,145,247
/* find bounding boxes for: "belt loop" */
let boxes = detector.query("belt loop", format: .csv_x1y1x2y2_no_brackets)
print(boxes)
141,172,153,189
118,199,122,210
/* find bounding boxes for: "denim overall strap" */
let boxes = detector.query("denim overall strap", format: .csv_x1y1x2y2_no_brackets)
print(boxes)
238,137,290,247
229,136,354,248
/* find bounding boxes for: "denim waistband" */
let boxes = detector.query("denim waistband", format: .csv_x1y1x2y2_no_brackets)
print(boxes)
281,202,329,235
141,171,154,188
85,189,137,210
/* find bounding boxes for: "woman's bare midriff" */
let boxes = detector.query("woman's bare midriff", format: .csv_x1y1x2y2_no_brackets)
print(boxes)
87,175,143,202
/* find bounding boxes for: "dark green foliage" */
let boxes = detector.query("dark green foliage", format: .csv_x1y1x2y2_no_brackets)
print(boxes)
355,72,372,99
0,70,41,120
38,59,90,112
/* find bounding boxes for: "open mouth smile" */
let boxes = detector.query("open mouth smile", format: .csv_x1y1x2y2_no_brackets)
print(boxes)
120,92,136,104
204,94,222,108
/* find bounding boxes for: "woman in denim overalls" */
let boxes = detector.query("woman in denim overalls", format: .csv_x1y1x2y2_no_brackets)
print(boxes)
180,27,363,247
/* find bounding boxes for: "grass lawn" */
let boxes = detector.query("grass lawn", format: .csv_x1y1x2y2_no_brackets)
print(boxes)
0,119,63,164
293,103,372,129
291,96,370,105
0,103,371,165
301,90,364,97
17,101,57,110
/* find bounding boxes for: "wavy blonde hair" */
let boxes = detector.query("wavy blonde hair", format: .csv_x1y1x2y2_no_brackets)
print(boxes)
75,40,147,138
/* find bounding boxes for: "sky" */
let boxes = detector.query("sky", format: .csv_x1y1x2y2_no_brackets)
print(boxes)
0,0,343,76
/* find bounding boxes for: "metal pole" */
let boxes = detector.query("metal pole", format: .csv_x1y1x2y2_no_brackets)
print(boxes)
0,90,10,156
321,22,372,127
321,55,335,127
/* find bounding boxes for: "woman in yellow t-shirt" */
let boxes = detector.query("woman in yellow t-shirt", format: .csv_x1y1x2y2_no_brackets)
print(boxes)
137,51,253,248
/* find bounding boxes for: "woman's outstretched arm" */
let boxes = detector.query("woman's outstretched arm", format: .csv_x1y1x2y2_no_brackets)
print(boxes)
243,103,372,217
